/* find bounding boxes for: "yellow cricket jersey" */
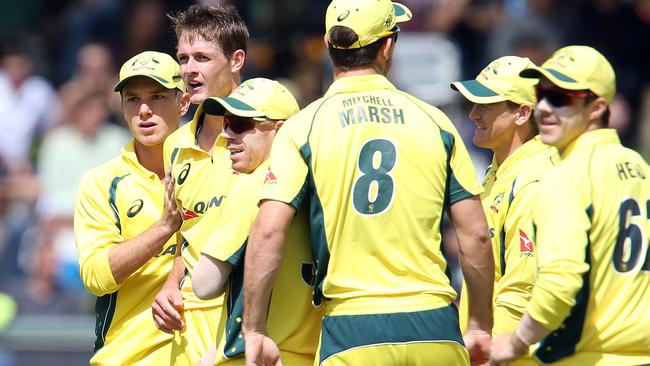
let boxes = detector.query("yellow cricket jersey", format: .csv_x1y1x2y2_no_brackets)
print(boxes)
530,129,650,365
163,104,238,310
197,161,321,365
261,74,483,316
74,141,177,365
459,136,556,336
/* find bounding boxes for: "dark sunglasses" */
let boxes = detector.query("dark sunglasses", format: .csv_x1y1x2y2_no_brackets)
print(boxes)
535,86,596,107
223,115,258,134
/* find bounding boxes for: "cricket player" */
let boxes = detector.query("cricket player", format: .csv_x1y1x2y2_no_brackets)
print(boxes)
490,45,650,366
190,78,322,365
242,1,495,365
74,51,189,365
150,4,249,365
451,56,557,365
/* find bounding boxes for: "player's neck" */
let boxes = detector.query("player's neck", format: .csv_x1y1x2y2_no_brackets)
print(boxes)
197,114,223,153
333,67,384,81
134,141,165,180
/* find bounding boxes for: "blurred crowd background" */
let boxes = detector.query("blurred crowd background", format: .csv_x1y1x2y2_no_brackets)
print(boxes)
1,0,650,364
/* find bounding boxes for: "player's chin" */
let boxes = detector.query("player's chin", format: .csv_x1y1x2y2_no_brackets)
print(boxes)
137,134,165,147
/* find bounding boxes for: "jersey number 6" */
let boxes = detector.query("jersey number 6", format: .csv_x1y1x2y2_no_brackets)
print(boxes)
613,198,650,273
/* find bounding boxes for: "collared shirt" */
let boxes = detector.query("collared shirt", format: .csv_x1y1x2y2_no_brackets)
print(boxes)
196,161,321,364
460,136,557,336
163,104,238,310
530,129,650,365
261,74,482,315
74,140,176,365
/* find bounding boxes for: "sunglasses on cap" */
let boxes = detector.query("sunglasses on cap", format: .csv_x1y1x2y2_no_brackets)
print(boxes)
224,115,277,134
535,85,596,107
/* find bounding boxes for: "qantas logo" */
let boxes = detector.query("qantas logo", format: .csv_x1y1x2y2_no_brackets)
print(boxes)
264,169,277,184
519,229,535,257
181,195,226,220
182,208,199,221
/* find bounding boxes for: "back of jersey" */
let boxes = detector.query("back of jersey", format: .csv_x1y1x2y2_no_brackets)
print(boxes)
302,76,482,314
533,133,650,365
582,144,650,357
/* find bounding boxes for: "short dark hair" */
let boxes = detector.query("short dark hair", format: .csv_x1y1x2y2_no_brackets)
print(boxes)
169,4,249,58
327,26,393,71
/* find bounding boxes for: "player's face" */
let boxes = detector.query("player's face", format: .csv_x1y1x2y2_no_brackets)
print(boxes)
534,79,594,151
221,116,279,174
177,33,235,104
468,101,517,150
121,77,187,147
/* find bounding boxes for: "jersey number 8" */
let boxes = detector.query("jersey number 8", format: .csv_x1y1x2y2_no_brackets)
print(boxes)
353,139,397,215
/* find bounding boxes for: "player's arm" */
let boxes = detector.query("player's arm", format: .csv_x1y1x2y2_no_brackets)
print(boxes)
491,174,589,364
450,196,494,330
243,200,295,365
493,182,539,335
74,172,123,296
243,200,295,332
152,244,186,334
192,255,233,299
107,170,182,283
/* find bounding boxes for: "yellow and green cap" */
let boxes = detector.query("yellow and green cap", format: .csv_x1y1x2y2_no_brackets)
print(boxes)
520,45,616,103
325,0,412,49
202,78,299,121
114,51,185,92
451,56,538,107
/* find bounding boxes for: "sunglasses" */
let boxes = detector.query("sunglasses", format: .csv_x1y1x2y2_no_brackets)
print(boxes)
535,86,596,107
223,115,258,134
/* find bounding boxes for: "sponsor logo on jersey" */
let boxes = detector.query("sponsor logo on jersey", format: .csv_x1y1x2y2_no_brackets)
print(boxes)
181,195,226,220
264,169,277,184
490,192,504,213
126,199,144,218
182,208,199,221
519,229,535,257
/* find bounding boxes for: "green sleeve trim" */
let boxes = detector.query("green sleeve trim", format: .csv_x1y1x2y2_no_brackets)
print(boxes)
93,292,118,352
108,174,129,234
438,129,473,205
535,205,593,363
170,147,180,166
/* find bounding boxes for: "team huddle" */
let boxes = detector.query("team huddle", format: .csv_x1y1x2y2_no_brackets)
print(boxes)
72,1,650,366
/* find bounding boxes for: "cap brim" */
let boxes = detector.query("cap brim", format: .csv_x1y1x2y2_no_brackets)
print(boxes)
393,3,412,23
520,66,582,91
203,97,266,118
114,73,177,92
451,80,507,104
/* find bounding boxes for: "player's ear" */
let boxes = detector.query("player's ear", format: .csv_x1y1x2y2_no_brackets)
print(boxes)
178,91,191,116
230,49,245,74
514,104,533,127
274,120,284,131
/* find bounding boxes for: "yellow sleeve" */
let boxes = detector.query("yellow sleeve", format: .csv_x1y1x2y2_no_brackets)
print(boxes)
201,173,263,265
528,172,591,330
260,116,309,207
73,171,120,296
493,181,538,335
433,109,483,202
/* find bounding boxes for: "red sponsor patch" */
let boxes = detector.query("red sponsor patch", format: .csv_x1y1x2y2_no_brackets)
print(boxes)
265,169,277,183
182,208,199,221
519,229,534,253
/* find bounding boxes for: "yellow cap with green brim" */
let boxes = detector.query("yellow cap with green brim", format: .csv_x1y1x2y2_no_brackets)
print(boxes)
114,51,185,92
451,56,538,107
202,78,299,121
519,45,616,103
325,0,412,49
